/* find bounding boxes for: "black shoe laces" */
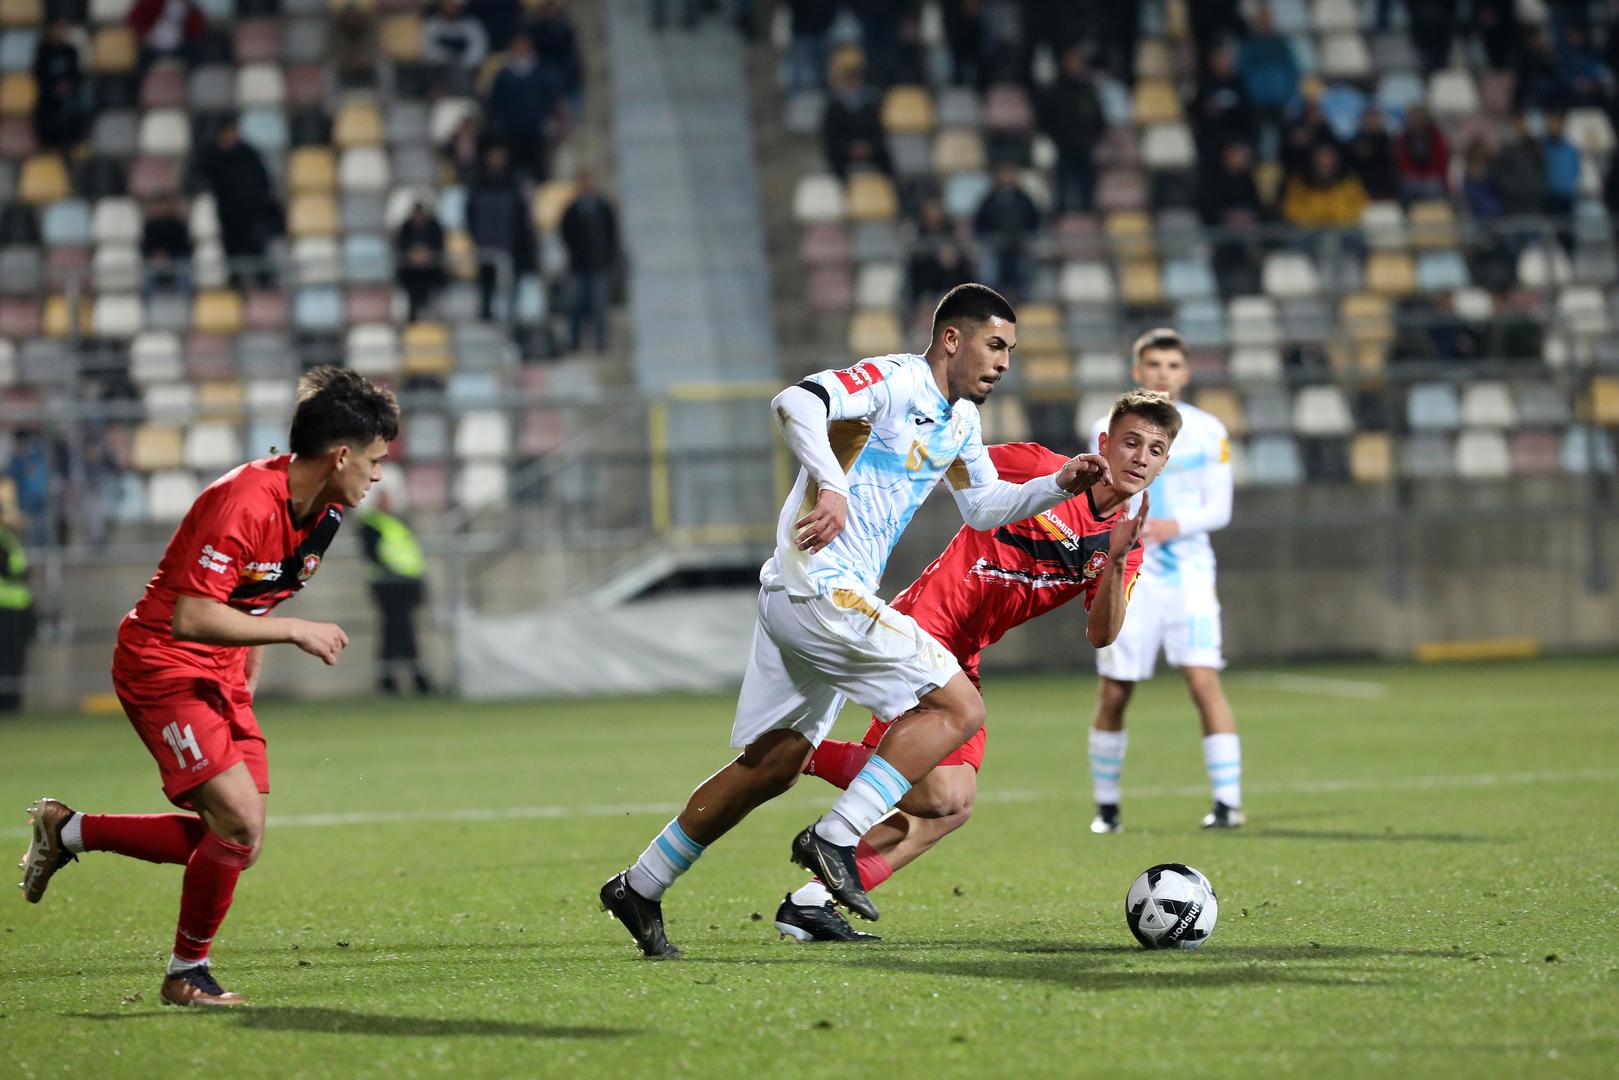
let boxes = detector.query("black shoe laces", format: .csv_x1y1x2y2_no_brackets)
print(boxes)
181,966,227,996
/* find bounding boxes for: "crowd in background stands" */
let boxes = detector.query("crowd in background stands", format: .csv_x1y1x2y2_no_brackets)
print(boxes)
797,0,1619,314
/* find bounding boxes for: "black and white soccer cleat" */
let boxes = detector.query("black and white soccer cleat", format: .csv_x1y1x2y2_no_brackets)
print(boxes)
598,871,682,958
1089,803,1122,835
773,894,881,943
1200,801,1246,829
790,825,878,921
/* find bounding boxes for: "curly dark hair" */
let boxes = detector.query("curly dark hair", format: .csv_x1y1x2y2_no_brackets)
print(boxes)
288,367,400,456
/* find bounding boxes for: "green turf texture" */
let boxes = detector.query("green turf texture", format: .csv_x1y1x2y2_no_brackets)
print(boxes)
2,656,1616,1078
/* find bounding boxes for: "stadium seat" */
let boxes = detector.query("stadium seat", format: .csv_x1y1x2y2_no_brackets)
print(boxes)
234,18,281,64
245,378,294,420
845,173,897,221
1245,435,1305,486
132,424,184,471
1059,261,1114,305
18,153,67,204
1244,389,1293,435
93,243,141,291
1416,251,1469,292
402,321,453,376
284,17,327,65
1561,426,1618,474
1228,297,1282,348
385,101,429,148
41,293,89,338
342,234,391,284
1076,351,1127,389
1131,78,1180,124
1360,201,1406,250
289,146,337,195
289,194,340,237
41,199,90,246
334,101,384,147
1557,285,1610,339
0,70,33,115
147,469,201,520
1349,432,1393,483
1427,69,1478,119
1320,31,1372,79
1140,122,1196,171
128,155,182,199
1509,430,1562,477
1517,243,1573,288
1460,382,1517,429
191,290,242,335
339,146,390,192
1454,429,1511,480
235,63,285,108
942,170,991,218
429,98,477,145
880,85,933,134
1176,298,1226,347
1194,388,1246,437
798,222,850,267
342,191,387,236
983,83,1033,133
1095,169,1148,212
1293,385,1354,436
391,144,436,188
457,461,508,510
793,174,845,223
184,420,244,472
1407,200,1457,249
1585,376,1619,426
1376,71,1424,112
240,287,287,331
806,265,854,314
1399,434,1456,479
1566,108,1616,162
91,197,142,245
139,63,186,110
240,107,288,155
1363,251,1414,296
292,284,343,331
1407,383,1461,432
91,292,142,338
454,410,511,460
345,323,399,376
91,28,137,74
404,464,448,512
854,261,902,309
1118,259,1163,307
0,31,36,74
1340,292,1393,344
1262,251,1321,298
0,244,40,295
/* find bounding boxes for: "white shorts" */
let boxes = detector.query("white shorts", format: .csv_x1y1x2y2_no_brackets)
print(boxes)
731,585,961,749
1094,573,1226,682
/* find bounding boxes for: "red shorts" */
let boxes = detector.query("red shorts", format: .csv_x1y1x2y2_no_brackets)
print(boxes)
113,671,268,808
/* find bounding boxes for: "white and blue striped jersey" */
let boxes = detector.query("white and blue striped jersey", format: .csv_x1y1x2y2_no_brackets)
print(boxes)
764,353,998,597
1091,401,1233,586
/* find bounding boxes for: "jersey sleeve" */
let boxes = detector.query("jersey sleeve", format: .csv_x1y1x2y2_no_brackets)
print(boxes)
944,406,997,491
165,487,267,603
1082,536,1145,611
986,442,1067,485
799,356,907,422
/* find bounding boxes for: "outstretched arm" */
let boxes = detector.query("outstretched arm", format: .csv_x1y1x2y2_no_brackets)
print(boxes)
1086,492,1148,648
171,594,349,666
951,452,1113,530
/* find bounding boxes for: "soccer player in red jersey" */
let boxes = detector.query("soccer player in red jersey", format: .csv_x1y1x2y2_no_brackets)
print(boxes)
17,367,399,1005
771,389,1181,941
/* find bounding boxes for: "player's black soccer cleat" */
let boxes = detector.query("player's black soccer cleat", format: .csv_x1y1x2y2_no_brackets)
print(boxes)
1200,801,1246,829
598,871,682,958
790,826,878,921
1089,803,1122,835
773,894,881,943
18,797,77,903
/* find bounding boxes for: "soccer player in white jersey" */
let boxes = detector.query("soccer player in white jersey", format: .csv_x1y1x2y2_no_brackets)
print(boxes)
1087,328,1245,832
598,284,1112,956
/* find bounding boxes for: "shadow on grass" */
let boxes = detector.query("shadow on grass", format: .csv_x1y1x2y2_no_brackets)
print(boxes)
68,1008,635,1040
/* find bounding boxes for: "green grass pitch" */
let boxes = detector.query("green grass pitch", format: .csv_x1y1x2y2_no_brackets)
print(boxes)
2,656,1616,1078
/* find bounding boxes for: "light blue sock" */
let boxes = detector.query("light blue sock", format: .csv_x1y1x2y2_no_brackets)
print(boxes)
815,754,911,847
625,818,706,901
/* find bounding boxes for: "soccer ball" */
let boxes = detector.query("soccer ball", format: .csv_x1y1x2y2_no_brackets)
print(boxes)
1125,863,1218,949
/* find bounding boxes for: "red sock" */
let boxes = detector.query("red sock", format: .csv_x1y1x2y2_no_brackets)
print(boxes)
173,834,254,964
855,840,893,892
806,739,874,789
80,814,208,865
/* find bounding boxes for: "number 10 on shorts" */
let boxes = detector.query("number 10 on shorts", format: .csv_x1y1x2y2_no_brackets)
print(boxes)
162,722,202,766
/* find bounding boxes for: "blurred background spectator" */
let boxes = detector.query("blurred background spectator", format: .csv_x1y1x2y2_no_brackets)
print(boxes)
396,200,447,322
30,21,85,152
559,170,621,354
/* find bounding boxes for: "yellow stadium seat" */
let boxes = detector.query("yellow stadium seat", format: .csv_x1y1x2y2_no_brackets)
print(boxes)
881,85,934,134
444,229,478,280
132,424,185,471
198,380,246,419
333,101,384,147
91,27,137,74
1340,292,1393,343
1350,432,1393,484
849,309,903,358
380,15,423,61
1195,388,1246,436
1104,210,1154,259
846,172,897,221
530,180,577,232
931,129,986,173
1407,200,1457,249
288,147,338,195
192,290,243,335
289,194,339,237
1585,375,1619,425
42,293,88,338
1015,303,1065,353
0,72,35,116
0,0,43,28
402,321,454,376
1120,259,1163,306
18,153,68,203
1132,79,1181,124
1365,251,1416,297
1021,352,1074,390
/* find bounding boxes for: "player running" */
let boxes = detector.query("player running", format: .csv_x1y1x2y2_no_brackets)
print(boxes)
772,390,1180,942
598,283,1113,957
1088,328,1243,833
17,367,398,1006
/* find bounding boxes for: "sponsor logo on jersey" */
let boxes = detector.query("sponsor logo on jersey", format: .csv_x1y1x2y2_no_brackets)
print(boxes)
1083,550,1108,579
240,560,283,583
298,553,322,580
197,544,232,575
832,361,886,394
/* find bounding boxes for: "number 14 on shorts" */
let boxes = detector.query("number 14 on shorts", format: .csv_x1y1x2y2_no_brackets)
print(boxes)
162,722,202,766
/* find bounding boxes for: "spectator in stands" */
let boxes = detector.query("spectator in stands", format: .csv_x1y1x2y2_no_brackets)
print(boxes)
1188,0,1245,71
941,0,985,88
199,118,282,290
785,0,837,93
1190,46,1254,165
1095,2,1140,86
905,197,974,308
529,0,584,115
972,162,1041,301
467,144,534,321
1344,107,1400,202
1407,0,1457,74
328,2,380,90
1515,31,1565,113
1556,24,1614,107
423,0,490,95
1039,45,1106,214
75,426,123,553
128,0,205,78
6,431,54,549
31,21,85,151
1281,144,1368,230
0,483,32,714
470,0,521,51
445,114,484,183
395,200,447,322
1471,0,1519,71
1200,141,1266,226
139,195,193,303
485,30,561,181
1394,105,1450,201
1460,144,1506,221
558,169,620,353
1492,114,1547,221
1541,110,1581,217
1280,98,1339,183
821,60,891,181
1236,6,1299,155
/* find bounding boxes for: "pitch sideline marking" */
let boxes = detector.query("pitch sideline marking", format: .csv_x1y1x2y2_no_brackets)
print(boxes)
5,767,1612,838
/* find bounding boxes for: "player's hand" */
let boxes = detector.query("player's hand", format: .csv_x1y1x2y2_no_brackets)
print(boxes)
1056,452,1112,494
290,621,348,666
1140,517,1181,545
794,488,848,553
1110,491,1149,560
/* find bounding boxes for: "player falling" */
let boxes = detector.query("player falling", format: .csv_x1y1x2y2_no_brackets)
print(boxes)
1088,329,1243,833
17,367,399,1006
599,283,1113,956
774,391,1179,942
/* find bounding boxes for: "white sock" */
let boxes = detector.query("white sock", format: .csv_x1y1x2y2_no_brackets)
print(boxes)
60,812,85,854
815,755,910,848
1204,732,1242,807
624,818,706,901
167,953,208,975
1089,728,1127,805
790,880,833,908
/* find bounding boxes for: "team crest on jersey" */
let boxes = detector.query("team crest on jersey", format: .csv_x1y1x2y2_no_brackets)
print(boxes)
832,361,885,394
298,553,322,580
1083,550,1108,579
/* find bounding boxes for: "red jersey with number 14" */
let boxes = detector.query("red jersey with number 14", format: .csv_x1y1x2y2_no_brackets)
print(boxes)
890,442,1144,660
112,455,344,685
